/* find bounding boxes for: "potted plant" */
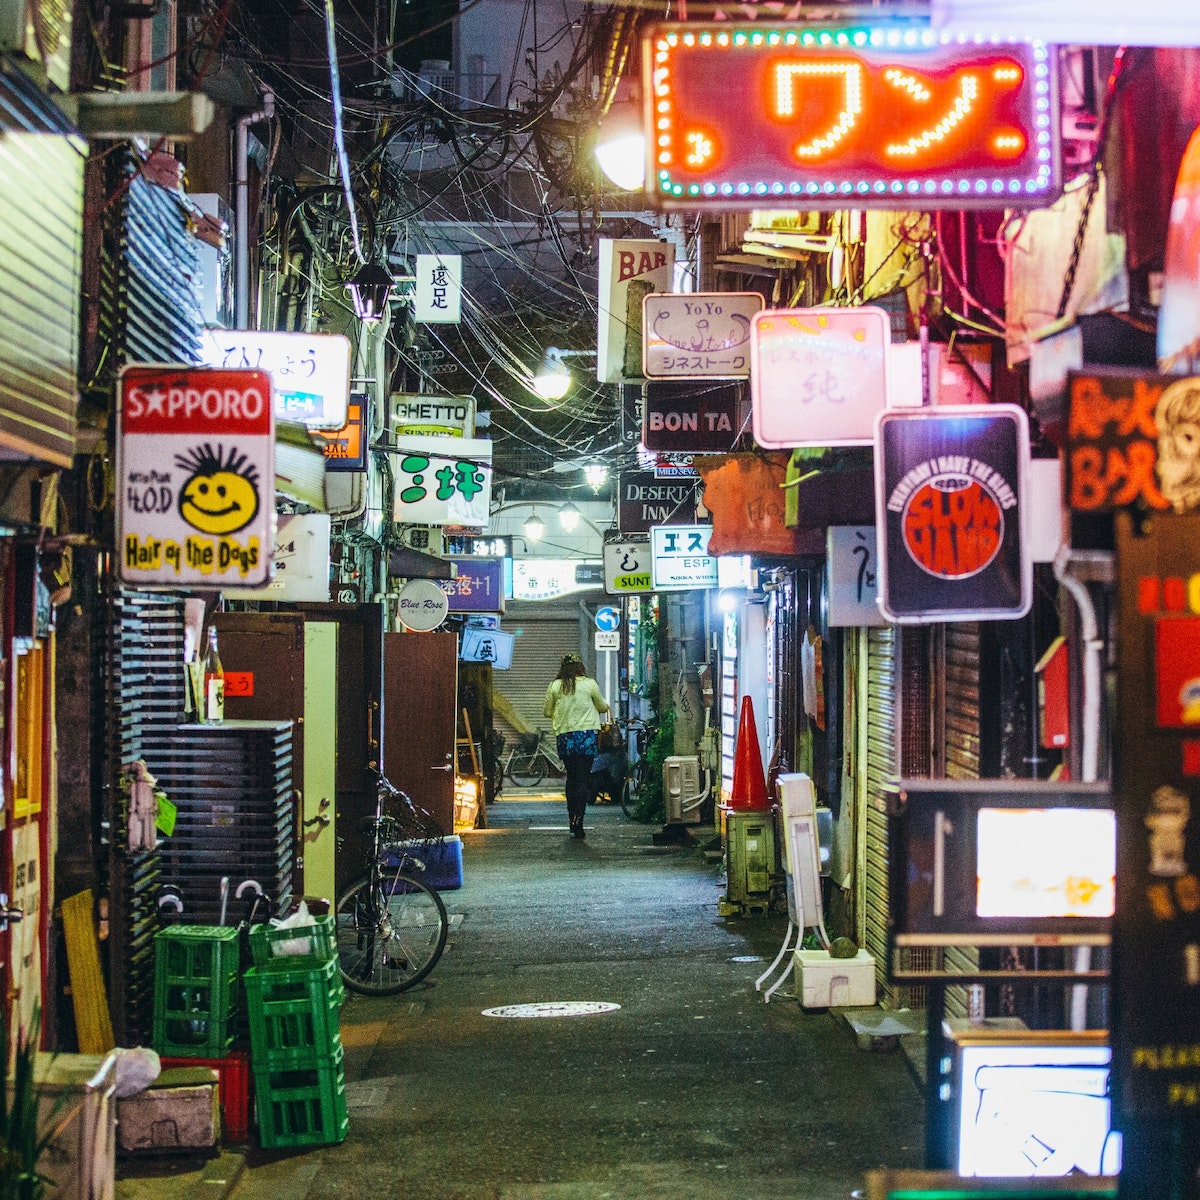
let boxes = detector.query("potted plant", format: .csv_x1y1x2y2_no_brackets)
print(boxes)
0,1010,55,1200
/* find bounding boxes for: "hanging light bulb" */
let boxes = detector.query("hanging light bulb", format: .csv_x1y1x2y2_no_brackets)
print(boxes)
523,510,545,541
559,502,582,533
346,261,394,322
532,348,572,401
584,463,609,492
595,81,646,192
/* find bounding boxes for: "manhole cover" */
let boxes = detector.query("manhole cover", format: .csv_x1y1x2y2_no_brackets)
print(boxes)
481,1001,621,1019
730,955,762,963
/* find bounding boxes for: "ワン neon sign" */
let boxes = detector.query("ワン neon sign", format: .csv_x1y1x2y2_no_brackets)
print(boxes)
644,24,1058,209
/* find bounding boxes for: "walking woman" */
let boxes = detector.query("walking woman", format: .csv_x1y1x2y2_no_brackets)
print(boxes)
544,653,610,839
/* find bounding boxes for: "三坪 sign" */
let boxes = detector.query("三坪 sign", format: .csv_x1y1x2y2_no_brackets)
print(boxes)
752,306,890,449
642,292,763,378
643,24,1057,209
391,435,493,527
651,524,718,591
198,330,350,430
117,366,275,589
604,539,653,594
874,405,1030,622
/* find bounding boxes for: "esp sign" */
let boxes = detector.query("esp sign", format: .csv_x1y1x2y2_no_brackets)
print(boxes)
117,366,275,588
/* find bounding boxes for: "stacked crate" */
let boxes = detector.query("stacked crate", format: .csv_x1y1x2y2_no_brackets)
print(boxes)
153,926,241,1061
244,913,348,1148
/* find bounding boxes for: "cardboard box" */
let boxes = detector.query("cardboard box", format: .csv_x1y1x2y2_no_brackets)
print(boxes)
794,949,876,1008
117,1067,219,1152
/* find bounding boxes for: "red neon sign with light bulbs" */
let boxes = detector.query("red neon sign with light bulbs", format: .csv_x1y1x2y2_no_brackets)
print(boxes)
644,24,1059,209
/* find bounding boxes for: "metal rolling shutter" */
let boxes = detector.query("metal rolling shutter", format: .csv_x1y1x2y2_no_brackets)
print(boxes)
0,64,85,466
493,600,583,737
945,624,981,779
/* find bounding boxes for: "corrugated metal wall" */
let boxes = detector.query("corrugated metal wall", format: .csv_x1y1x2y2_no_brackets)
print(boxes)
493,599,585,737
0,63,85,466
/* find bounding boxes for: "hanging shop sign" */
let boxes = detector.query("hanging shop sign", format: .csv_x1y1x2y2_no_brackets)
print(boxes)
391,434,492,527
396,578,450,630
695,452,803,556
642,24,1058,210
642,292,763,378
651,524,718,591
874,404,1030,622
510,559,604,601
826,525,886,627
1157,124,1200,375
1064,369,1198,513
1113,511,1200,1125
223,513,331,603
310,394,367,473
642,380,745,453
390,393,475,438
604,538,653,595
446,534,512,558
752,306,890,449
198,330,350,430
597,238,676,384
438,558,505,613
117,365,274,589
414,253,462,324
618,470,701,533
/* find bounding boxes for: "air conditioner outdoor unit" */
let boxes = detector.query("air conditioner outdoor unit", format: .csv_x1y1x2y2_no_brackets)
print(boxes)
663,755,702,824
0,0,72,91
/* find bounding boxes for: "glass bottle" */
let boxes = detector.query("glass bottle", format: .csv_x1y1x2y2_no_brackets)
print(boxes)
201,627,225,723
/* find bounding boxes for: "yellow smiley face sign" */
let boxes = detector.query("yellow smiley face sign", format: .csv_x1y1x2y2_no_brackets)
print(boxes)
175,443,261,535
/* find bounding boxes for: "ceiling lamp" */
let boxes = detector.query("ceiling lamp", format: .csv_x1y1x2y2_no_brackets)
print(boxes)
346,261,394,322
595,81,645,192
583,463,608,492
559,502,582,533
523,510,545,541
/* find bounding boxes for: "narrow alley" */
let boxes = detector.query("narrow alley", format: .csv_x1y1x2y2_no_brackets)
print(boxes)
221,797,924,1200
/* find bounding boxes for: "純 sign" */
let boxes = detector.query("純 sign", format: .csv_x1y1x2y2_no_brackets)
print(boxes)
117,365,275,588
604,539,653,594
875,404,1031,623
642,380,745,453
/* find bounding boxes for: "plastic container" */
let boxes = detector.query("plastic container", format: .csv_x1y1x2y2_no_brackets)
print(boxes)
793,948,877,1008
380,836,463,889
244,958,344,1067
160,1050,252,1143
152,927,241,1058
254,1042,348,1149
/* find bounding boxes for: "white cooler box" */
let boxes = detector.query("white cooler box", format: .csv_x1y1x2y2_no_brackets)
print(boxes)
794,949,876,1008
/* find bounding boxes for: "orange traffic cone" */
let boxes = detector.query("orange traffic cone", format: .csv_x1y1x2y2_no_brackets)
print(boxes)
728,695,769,810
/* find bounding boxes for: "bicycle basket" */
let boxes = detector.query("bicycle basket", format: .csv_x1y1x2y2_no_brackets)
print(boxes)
517,731,540,753
389,789,446,848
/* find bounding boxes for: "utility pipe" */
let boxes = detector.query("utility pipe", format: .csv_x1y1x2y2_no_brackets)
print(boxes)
235,90,275,329
1053,546,1108,1031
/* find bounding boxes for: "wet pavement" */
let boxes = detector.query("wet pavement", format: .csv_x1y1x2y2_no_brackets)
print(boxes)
119,794,925,1200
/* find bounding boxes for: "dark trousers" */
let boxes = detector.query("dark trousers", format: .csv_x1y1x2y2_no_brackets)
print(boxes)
563,754,594,828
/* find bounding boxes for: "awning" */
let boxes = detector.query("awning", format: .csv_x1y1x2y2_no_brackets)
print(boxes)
388,546,456,580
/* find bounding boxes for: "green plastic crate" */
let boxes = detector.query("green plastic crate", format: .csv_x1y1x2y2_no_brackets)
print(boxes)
254,1042,348,1149
244,959,344,1067
153,926,241,1059
248,913,336,971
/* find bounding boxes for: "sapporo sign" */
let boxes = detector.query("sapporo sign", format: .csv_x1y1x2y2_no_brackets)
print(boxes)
1114,511,1200,1122
117,365,274,588
874,405,1030,623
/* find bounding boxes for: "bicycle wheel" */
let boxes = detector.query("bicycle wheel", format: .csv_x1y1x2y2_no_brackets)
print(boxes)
621,759,646,818
508,752,545,788
335,871,449,995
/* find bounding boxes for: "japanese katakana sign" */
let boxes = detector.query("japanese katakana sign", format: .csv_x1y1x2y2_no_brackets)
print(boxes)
642,292,762,378
198,330,351,430
117,365,275,588
391,434,492,527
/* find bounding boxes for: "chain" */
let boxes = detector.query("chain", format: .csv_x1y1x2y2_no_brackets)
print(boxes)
1056,47,1129,321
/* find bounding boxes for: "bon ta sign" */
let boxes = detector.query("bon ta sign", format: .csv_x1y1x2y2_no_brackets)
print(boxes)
117,365,275,588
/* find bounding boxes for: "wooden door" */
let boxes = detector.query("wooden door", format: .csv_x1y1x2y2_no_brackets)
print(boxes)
384,632,458,836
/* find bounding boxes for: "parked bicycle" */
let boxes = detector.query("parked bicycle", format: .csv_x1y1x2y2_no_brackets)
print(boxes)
589,718,649,818
502,728,565,788
334,772,449,995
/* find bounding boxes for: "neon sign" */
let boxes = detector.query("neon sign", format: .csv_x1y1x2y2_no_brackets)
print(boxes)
644,24,1058,208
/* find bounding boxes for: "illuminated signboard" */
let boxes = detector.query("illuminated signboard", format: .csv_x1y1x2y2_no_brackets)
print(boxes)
643,24,1058,209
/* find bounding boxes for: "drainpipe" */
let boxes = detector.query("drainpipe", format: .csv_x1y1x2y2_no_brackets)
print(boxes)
235,91,275,329
1053,546,1113,1030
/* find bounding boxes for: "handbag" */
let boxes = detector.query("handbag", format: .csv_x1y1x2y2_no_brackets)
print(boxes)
598,721,621,751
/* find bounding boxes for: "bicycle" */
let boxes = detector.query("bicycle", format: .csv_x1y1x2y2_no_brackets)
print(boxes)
619,719,650,818
334,772,449,995
502,729,564,788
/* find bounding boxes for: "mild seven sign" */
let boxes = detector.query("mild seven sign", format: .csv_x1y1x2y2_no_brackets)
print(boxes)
117,365,275,588
874,405,1030,623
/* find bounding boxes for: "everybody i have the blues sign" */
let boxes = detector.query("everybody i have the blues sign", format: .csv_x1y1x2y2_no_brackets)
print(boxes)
874,405,1031,623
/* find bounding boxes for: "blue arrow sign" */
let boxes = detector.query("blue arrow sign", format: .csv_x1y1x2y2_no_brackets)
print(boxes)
595,605,620,632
